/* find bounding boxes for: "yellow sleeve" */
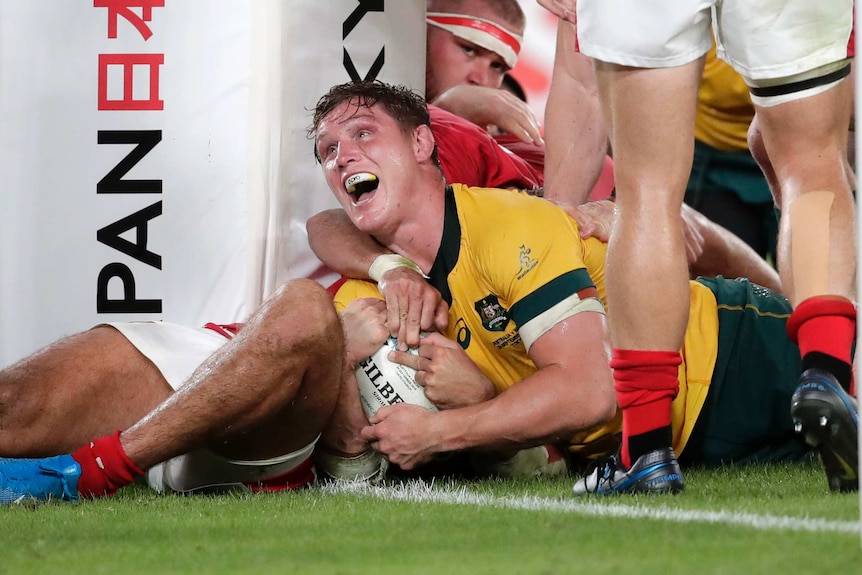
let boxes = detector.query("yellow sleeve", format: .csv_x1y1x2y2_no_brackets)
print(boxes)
332,279,384,313
456,186,605,350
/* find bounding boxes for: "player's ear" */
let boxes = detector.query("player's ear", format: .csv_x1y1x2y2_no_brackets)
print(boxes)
413,124,436,163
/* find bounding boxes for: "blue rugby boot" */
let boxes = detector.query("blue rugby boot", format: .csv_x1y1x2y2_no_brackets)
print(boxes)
572,447,685,496
791,368,858,492
0,454,81,504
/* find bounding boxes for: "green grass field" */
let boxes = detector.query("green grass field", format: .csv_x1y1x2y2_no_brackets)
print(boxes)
2,460,859,574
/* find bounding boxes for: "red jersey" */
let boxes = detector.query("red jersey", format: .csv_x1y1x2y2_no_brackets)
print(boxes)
429,105,542,190
494,133,616,201
491,134,546,182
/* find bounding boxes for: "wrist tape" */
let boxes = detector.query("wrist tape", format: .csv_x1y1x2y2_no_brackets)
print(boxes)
368,253,426,282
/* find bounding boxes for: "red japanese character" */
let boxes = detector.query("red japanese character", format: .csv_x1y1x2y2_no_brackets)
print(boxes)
98,53,164,111
94,0,164,40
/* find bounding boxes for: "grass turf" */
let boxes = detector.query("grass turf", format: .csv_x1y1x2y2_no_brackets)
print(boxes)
1,460,859,574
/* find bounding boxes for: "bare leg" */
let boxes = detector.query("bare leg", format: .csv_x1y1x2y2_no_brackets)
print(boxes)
0,327,173,457
313,367,390,482
753,81,856,305
0,279,343,502
121,278,344,470
750,77,858,492
318,367,373,457
596,59,703,476
600,61,703,350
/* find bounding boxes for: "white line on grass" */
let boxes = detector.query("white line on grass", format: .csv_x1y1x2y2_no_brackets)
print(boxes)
322,480,860,534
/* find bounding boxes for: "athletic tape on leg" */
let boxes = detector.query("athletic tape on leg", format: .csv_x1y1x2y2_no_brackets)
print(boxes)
789,191,834,300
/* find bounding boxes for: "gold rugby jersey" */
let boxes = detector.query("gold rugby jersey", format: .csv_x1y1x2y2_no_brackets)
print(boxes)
334,184,720,459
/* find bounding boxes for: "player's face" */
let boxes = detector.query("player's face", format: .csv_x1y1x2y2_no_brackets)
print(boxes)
425,26,510,101
315,100,419,236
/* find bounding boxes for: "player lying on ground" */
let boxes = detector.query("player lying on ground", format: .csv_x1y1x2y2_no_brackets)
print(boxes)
306,81,858,494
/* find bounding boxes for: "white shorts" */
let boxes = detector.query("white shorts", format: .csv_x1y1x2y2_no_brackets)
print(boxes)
105,321,318,493
577,0,853,82
145,440,318,494
106,321,233,390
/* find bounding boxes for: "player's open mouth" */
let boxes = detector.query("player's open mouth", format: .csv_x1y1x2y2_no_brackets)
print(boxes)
345,172,379,203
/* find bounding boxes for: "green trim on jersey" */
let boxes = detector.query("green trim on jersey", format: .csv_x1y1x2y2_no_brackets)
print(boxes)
427,186,462,306
510,269,596,327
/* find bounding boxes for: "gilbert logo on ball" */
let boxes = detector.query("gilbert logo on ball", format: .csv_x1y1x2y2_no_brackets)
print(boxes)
356,337,438,418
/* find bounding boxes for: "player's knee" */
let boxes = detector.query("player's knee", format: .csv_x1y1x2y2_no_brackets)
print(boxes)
747,119,766,167
267,279,342,355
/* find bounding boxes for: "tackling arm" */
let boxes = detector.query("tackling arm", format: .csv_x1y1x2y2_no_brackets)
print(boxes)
431,84,544,146
307,208,387,280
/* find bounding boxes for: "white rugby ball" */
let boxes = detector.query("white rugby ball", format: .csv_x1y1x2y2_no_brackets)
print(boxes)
355,337,439,418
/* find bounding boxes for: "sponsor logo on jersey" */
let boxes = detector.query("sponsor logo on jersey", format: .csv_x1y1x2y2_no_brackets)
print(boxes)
516,244,538,279
475,294,510,332
454,317,472,350
492,331,521,350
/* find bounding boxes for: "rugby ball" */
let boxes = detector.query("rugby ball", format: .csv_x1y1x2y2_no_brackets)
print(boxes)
355,336,439,418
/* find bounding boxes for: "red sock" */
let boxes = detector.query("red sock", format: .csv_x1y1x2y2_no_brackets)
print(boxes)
786,296,855,364
72,431,144,499
611,349,681,468
787,296,856,391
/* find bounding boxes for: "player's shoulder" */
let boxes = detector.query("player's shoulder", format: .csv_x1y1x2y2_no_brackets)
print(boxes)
451,183,551,211
451,184,570,236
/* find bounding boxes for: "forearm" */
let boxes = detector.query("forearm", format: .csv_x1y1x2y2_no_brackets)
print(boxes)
434,316,617,454
684,204,782,292
433,365,614,454
307,209,390,279
542,21,608,205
